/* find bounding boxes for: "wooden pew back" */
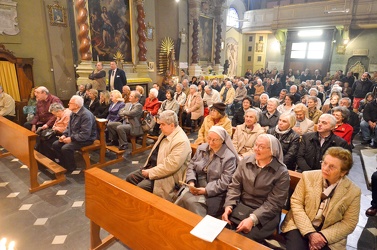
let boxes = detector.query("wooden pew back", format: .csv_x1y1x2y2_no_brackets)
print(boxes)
85,168,269,250
0,116,66,192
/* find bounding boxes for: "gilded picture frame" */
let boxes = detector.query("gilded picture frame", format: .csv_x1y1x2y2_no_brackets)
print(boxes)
146,23,154,41
88,0,133,63
199,15,214,62
48,3,67,27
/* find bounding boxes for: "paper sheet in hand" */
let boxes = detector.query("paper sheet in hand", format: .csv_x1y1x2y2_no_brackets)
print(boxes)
190,215,227,242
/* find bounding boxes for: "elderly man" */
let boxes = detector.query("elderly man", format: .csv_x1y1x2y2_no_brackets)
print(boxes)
203,85,220,107
108,61,127,92
89,61,106,91
219,81,236,116
52,95,97,171
107,91,143,150
174,83,187,106
297,114,350,172
126,110,191,202
292,104,314,136
153,83,166,102
289,85,301,104
0,86,15,121
211,79,222,92
122,85,131,103
182,79,190,96
24,86,62,132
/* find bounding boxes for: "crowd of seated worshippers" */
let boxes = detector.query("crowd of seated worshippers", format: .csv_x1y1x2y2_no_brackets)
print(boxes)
59,69,369,246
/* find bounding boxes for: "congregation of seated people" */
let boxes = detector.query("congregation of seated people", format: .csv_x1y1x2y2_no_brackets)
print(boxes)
14,67,377,249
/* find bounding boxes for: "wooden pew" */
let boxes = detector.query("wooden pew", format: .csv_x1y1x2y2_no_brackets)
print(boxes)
85,168,269,250
0,116,66,193
80,119,125,170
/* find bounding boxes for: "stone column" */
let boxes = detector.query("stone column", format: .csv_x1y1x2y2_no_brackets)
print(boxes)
75,0,93,85
135,0,149,78
188,0,202,77
213,1,225,75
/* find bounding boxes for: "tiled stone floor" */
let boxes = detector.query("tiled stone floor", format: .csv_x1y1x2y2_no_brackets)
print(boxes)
0,133,376,249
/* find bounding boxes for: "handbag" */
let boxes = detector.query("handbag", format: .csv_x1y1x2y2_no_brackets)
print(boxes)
229,202,254,225
141,112,156,132
38,129,56,141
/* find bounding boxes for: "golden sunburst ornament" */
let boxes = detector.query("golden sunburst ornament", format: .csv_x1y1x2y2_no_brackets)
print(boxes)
113,50,125,68
158,37,175,76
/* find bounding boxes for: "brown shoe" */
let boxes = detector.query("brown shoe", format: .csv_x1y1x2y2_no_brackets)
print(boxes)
366,206,377,216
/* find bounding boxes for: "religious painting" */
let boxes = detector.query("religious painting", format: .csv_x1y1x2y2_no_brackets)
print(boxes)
88,0,132,62
48,3,67,27
199,15,214,62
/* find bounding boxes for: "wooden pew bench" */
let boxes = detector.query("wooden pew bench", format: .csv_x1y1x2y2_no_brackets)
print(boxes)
0,116,66,193
85,168,269,250
79,119,125,170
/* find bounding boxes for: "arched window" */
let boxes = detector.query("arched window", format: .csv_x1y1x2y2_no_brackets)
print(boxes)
226,7,239,29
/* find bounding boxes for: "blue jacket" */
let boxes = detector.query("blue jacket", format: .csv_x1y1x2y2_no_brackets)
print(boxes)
63,107,97,143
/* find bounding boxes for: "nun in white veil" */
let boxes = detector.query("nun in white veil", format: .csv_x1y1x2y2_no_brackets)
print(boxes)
175,126,238,217
222,134,290,243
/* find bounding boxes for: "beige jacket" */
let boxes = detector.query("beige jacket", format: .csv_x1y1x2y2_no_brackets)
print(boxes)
293,118,315,136
0,92,15,117
281,170,361,249
147,126,192,202
195,115,232,145
184,92,204,120
219,86,235,105
232,123,265,157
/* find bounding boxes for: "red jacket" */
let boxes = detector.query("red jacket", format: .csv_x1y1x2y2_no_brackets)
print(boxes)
143,97,160,116
333,123,353,144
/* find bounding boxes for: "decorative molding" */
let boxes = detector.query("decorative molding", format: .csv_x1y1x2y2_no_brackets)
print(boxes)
0,0,19,35
353,49,369,56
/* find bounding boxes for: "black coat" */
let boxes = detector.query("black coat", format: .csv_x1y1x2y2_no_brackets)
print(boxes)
268,128,300,170
297,132,350,172
232,108,245,127
108,68,127,92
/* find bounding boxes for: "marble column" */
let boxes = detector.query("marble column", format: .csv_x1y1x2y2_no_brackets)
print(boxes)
135,0,149,78
213,1,225,75
75,0,93,85
188,0,202,77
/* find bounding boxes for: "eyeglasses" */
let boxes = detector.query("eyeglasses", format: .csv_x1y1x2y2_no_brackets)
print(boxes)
320,161,338,171
254,144,270,150
206,137,222,143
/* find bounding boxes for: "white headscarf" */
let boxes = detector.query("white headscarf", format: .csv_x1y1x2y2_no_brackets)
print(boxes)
208,126,239,164
257,134,284,165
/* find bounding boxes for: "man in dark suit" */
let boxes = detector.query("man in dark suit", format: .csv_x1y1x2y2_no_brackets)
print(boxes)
107,90,143,150
108,61,127,92
52,95,97,171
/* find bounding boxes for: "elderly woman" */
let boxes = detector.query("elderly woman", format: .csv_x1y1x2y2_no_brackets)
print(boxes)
195,102,232,145
259,97,281,132
332,106,353,145
136,85,146,106
36,103,71,161
307,96,323,124
268,112,300,170
182,84,204,129
176,126,238,217
277,94,295,113
84,88,100,114
232,96,254,127
93,90,111,118
107,90,125,122
222,134,290,242
232,108,265,159
144,88,161,116
282,147,361,250
254,93,269,112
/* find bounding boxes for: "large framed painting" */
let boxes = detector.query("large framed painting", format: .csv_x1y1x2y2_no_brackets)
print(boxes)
88,0,132,62
198,15,214,62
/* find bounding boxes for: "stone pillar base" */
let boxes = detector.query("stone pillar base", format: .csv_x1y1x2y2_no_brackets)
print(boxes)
76,61,94,86
188,64,202,77
135,61,149,78
213,64,224,75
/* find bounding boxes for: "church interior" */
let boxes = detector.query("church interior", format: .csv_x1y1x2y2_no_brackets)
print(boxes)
1,0,377,249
